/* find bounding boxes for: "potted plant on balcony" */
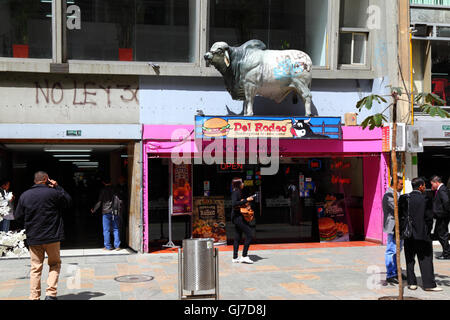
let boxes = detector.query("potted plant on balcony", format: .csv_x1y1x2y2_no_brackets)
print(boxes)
114,1,134,61
10,1,31,58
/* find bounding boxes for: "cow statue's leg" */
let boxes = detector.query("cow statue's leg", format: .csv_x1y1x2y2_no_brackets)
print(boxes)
244,84,257,116
292,79,313,117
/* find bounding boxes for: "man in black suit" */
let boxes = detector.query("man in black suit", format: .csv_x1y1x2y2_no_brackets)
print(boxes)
399,177,442,291
430,175,450,259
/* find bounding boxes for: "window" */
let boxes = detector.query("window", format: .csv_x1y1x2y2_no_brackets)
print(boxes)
67,0,197,62
338,0,369,67
431,41,450,106
209,0,329,67
338,32,367,65
0,0,52,59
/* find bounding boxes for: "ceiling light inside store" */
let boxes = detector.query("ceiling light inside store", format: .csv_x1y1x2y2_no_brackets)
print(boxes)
73,162,99,166
45,148,93,152
58,159,90,162
52,154,90,158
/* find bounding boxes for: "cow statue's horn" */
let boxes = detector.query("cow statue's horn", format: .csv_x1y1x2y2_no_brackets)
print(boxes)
224,51,230,68
304,118,311,124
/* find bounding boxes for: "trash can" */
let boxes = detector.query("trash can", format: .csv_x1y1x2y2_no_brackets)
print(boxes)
178,238,219,300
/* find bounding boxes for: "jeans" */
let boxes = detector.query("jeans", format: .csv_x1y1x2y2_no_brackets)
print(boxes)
385,233,403,278
0,219,10,232
102,213,121,250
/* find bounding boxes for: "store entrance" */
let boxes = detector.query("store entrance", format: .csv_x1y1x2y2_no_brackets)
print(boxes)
193,157,366,244
418,146,450,190
0,144,128,249
146,156,366,247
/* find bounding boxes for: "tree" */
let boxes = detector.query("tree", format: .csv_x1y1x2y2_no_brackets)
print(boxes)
356,87,449,300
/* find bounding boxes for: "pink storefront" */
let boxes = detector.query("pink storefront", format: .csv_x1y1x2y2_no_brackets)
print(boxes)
142,122,389,253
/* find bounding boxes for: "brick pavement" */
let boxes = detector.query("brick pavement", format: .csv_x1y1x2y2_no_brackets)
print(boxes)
0,242,449,300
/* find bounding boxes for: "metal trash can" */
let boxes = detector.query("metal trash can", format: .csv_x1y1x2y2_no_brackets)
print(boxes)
178,238,219,300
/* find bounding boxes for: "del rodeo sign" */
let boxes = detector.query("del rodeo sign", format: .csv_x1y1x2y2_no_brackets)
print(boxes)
195,116,342,140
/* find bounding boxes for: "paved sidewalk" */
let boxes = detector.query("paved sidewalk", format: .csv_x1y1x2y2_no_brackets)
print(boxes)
0,242,449,300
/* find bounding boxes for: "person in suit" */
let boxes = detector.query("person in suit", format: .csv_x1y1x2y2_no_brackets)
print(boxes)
430,175,450,260
399,177,442,291
382,175,404,284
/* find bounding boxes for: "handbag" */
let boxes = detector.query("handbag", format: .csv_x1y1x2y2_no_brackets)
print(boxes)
401,195,413,240
240,203,254,223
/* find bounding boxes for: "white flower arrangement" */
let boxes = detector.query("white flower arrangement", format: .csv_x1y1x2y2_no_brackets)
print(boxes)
0,230,28,257
0,191,13,223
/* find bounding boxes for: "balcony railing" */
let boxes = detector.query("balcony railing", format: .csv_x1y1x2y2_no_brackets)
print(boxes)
411,0,450,5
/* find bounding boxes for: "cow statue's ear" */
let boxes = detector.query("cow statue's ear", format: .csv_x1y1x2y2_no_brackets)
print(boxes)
224,51,230,68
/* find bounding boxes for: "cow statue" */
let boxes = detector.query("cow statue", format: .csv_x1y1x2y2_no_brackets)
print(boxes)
204,39,313,117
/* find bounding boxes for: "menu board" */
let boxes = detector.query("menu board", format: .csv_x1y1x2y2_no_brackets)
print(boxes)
316,194,350,243
172,163,193,215
192,197,227,244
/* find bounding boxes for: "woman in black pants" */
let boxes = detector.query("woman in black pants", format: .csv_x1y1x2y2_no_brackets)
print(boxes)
231,178,255,264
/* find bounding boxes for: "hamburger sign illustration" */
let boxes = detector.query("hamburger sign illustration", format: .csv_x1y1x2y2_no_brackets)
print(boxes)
195,116,342,139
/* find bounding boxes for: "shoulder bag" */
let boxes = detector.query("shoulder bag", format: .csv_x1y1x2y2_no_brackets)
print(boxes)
401,194,413,240
240,202,254,223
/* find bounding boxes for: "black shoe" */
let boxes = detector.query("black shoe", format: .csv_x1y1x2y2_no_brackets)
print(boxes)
386,277,399,284
436,255,450,260
45,296,57,300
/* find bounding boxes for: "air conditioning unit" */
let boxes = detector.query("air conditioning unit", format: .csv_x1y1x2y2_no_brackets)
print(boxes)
389,123,406,152
406,125,424,153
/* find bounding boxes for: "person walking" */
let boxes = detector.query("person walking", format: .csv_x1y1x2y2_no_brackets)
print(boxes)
231,178,255,264
91,177,122,251
14,171,72,300
287,179,300,226
0,179,15,232
382,175,404,284
399,177,442,292
430,175,450,260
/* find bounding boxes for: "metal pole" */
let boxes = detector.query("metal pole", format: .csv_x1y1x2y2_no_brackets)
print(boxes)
178,248,182,300
215,247,219,300
163,160,177,248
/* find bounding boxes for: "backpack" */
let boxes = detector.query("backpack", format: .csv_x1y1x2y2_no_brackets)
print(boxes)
112,194,122,216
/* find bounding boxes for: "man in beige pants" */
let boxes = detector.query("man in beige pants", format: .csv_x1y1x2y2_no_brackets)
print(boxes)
15,171,71,300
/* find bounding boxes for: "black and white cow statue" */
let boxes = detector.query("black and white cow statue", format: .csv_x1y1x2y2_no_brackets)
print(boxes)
204,40,313,117
291,119,327,139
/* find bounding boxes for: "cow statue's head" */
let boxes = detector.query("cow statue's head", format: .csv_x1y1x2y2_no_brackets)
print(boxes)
204,42,231,70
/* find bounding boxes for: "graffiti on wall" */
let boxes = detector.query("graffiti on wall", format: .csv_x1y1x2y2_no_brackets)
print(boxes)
35,80,139,107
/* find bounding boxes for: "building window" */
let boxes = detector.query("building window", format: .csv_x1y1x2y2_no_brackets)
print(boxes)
338,0,369,67
67,0,197,62
0,0,52,59
209,0,329,67
338,32,367,65
431,41,450,106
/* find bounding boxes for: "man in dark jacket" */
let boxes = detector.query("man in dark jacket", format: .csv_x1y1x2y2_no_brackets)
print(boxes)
14,171,72,300
430,175,450,259
399,177,442,292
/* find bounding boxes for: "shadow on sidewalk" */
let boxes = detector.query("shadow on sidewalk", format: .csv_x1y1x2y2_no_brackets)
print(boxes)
248,255,268,263
58,291,105,300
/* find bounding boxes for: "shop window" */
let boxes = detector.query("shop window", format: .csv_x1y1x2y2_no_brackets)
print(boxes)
0,0,52,59
209,0,329,67
338,0,369,67
67,0,197,62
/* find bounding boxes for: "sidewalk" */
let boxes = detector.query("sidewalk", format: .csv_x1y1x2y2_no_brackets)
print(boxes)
0,242,449,300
